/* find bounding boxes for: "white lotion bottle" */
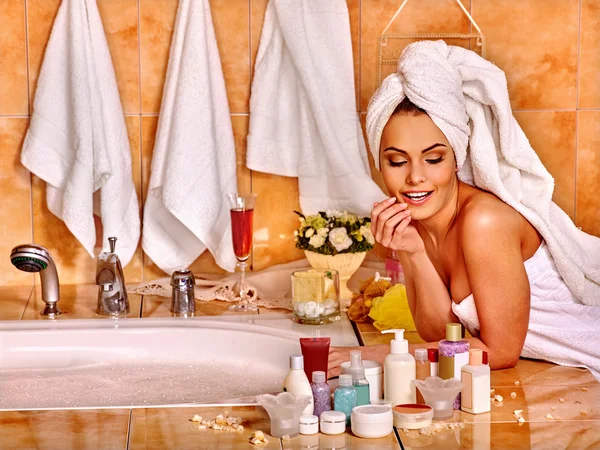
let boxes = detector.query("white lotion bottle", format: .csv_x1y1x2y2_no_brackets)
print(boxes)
461,349,491,414
382,329,416,405
283,354,314,416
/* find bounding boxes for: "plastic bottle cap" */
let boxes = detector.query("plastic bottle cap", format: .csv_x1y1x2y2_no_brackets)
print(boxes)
427,348,439,362
290,354,304,370
469,349,483,366
349,350,366,380
381,329,408,354
445,323,463,342
482,351,489,365
338,374,353,387
414,348,428,361
312,371,326,383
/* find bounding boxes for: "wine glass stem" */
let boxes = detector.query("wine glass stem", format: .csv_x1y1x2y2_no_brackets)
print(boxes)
238,261,248,304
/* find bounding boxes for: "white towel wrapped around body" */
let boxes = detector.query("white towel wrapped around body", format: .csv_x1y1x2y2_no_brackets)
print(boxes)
366,40,600,306
142,0,237,274
21,0,140,265
247,0,385,216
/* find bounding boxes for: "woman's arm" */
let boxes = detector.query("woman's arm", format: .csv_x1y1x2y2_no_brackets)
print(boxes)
398,250,458,341
459,203,530,368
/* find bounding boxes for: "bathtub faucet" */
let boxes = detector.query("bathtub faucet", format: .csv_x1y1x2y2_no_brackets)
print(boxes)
96,237,129,316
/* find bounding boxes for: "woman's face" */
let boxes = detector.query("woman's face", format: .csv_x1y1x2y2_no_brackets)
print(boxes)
379,112,457,221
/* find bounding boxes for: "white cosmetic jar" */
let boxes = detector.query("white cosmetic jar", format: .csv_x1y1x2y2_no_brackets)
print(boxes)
341,360,383,401
299,415,318,435
320,410,346,435
350,405,393,439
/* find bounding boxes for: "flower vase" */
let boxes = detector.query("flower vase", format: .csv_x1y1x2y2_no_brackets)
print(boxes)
304,251,366,311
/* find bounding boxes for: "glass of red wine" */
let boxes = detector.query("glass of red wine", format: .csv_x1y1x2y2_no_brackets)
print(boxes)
225,193,257,312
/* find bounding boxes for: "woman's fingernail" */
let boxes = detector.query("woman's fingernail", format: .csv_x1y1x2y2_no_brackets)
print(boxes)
387,197,396,203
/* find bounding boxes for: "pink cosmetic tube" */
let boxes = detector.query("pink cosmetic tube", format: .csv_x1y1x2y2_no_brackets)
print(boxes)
300,337,331,380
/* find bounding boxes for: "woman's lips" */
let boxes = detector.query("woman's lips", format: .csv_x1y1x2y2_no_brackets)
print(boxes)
401,191,433,206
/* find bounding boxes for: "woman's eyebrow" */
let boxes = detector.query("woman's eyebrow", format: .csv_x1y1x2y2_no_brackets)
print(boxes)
383,143,447,154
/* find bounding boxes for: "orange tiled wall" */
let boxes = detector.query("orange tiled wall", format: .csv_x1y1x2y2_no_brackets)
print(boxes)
0,0,598,286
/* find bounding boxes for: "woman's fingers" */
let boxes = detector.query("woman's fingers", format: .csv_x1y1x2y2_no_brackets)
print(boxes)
391,216,413,249
371,197,397,234
328,346,360,379
374,203,408,242
380,210,412,247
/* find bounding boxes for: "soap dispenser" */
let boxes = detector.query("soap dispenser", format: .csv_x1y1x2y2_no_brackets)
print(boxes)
348,350,370,406
381,329,416,406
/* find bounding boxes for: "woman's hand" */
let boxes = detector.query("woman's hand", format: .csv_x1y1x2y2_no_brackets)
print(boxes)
371,197,425,255
328,346,362,378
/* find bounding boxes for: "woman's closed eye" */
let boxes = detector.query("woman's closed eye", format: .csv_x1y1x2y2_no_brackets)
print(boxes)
426,156,444,165
388,160,407,167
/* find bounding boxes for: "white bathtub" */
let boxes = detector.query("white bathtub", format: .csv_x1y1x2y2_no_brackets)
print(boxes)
0,314,358,411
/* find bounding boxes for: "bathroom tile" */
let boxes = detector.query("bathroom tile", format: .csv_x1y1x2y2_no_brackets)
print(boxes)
579,0,600,108
140,115,247,280
0,118,33,287
129,406,281,449
142,296,258,318
0,286,34,320
26,0,62,108
21,284,142,319
360,0,471,111
0,409,129,449
399,420,600,450
31,115,143,285
211,0,251,113
491,359,597,388
250,0,268,75
251,172,305,271
472,0,578,110
576,111,600,237
283,432,400,450
513,111,576,220
97,0,140,114
360,330,424,347
0,0,28,115
140,0,179,114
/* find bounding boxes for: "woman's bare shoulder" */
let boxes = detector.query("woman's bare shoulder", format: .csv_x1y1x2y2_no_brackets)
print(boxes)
457,187,522,236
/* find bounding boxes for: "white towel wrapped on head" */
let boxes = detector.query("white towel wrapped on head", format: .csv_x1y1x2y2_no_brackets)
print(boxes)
366,40,600,306
247,0,385,216
142,0,237,274
21,0,140,265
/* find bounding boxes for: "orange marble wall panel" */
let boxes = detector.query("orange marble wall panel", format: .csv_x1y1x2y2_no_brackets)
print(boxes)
251,171,304,271
579,0,600,108
360,0,471,111
0,0,28,115
26,0,61,108
140,0,178,114
513,111,576,220
0,118,33,286
211,0,250,113
97,0,140,114
31,115,143,284
576,111,600,237
472,0,578,110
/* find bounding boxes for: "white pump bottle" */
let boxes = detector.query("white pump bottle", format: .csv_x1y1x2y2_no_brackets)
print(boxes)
382,329,416,405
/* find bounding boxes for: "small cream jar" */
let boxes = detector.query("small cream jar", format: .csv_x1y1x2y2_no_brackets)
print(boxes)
299,415,318,435
392,404,434,430
320,410,346,435
351,405,393,439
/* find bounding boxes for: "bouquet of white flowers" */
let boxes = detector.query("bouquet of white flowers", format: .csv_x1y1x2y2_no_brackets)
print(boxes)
294,210,375,256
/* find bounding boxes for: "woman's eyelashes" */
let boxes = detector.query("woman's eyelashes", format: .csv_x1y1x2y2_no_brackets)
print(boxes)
387,156,444,167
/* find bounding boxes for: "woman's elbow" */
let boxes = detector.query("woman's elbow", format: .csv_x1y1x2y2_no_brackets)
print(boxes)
488,350,520,370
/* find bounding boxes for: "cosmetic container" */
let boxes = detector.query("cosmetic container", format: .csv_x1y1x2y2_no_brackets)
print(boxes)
333,374,356,425
340,360,382,401
283,354,314,416
381,329,416,406
392,404,434,430
414,348,430,404
461,349,491,414
310,371,331,418
299,415,319,435
300,337,330,381
320,410,347,435
428,348,439,377
413,377,463,420
258,392,312,439
351,405,393,438
347,350,370,406
438,323,469,409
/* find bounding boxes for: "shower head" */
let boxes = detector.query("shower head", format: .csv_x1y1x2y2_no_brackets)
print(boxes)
11,244,51,273
10,244,61,316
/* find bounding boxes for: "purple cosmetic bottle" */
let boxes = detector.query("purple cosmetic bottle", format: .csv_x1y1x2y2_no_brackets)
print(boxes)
438,323,470,409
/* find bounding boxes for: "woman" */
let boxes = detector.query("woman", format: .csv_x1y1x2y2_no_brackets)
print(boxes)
329,41,600,379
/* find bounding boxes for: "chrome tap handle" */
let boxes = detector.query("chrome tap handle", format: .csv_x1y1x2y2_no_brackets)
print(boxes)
171,270,195,316
108,237,117,253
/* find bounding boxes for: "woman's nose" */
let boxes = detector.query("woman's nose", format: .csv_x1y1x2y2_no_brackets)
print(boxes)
407,164,426,185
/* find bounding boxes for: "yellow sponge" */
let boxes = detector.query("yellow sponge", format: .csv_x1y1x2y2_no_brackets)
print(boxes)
368,284,416,332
